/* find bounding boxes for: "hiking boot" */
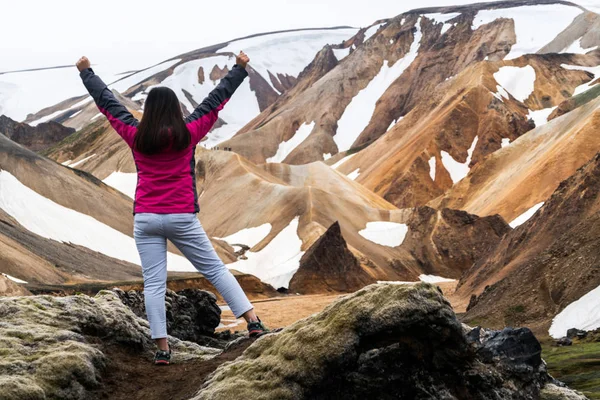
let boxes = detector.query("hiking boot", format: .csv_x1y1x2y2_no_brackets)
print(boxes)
154,349,171,366
248,318,270,338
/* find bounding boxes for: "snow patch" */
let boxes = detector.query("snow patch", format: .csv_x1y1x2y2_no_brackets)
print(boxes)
441,136,478,184
359,221,408,247
103,172,138,199
471,5,583,59
562,38,599,54
562,63,600,96
527,107,556,127
419,275,456,283
323,153,332,161
347,169,360,180
429,157,436,181
68,154,96,169
509,202,544,228
549,284,600,338
494,66,536,103
215,223,272,250
494,85,510,101
331,153,356,170
226,217,304,289
218,29,358,93
267,122,315,163
91,113,103,121
364,23,385,42
2,273,28,284
333,47,351,61
335,19,423,152
0,170,195,271
29,97,93,127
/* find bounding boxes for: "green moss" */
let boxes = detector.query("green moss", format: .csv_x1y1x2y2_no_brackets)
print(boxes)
543,341,600,399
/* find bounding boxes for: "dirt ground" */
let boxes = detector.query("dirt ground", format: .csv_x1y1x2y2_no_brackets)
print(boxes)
89,338,257,400
218,281,462,332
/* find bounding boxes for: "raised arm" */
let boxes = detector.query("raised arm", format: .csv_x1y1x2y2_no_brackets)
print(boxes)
77,56,138,148
185,51,250,145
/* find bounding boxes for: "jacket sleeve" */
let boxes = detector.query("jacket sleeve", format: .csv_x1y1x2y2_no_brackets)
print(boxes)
80,68,138,148
185,64,248,145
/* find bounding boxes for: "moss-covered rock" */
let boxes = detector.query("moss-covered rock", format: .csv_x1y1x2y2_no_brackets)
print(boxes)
194,283,586,400
0,291,220,399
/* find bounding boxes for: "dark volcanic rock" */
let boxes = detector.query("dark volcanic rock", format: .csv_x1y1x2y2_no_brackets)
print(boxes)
0,114,75,152
566,328,587,340
195,283,585,400
288,222,375,294
113,288,230,348
556,337,573,347
401,207,511,278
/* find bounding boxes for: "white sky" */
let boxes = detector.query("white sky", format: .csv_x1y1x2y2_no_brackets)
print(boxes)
1,0,597,73
1,0,595,73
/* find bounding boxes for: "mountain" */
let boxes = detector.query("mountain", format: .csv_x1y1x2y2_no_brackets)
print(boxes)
3,1,600,301
433,89,600,223
0,115,74,152
458,152,600,336
20,28,359,144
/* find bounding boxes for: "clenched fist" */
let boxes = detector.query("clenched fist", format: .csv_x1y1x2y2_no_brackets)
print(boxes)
76,56,91,72
236,51,250,69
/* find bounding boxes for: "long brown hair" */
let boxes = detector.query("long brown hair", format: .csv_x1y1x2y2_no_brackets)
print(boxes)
134,87,190,154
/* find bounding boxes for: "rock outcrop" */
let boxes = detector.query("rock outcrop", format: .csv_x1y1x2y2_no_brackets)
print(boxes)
113,288,229,348
0,291,219,400
288,222,375,294
194,283,584,400
401,207,511,278
0,115,74,152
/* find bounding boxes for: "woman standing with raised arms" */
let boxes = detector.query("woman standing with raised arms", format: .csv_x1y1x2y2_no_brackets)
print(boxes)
76,52,268,365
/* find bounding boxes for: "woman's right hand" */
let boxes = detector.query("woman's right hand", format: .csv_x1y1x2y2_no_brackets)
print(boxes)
236,51,250,69
76,56,91,72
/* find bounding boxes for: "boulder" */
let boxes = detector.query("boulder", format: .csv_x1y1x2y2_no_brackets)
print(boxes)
194,283,584,400
0,291,219,400
556,337,573,347
566,328,587,340
113,288,230,348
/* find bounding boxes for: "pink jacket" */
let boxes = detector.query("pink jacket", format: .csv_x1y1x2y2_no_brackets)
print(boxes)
80,64,248,214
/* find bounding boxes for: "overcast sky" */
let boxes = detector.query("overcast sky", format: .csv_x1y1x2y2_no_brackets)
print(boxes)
1,0,598,72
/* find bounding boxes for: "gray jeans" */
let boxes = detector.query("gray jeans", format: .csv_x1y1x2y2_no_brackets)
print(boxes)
133,213,253,339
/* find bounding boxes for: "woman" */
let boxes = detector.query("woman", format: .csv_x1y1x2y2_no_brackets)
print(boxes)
76,52,268,366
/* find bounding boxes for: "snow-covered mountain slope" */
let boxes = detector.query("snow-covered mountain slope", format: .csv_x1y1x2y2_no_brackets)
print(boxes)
20,27,358,148
218,1,596,168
